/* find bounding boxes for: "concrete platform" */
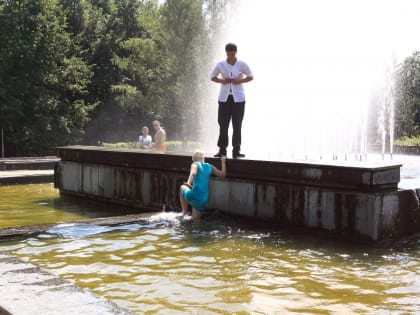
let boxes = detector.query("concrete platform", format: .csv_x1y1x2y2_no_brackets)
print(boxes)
0,156,59,171
54,145,420,241
0,156,58,185
0,156,60,171
0,169,54,185
0,253,135,315
57,145,401,192
0,213,157,238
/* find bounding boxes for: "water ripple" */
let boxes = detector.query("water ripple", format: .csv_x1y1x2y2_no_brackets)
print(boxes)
0,216,419,314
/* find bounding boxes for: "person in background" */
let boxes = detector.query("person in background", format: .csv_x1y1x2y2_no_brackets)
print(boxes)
153,120,166,152
210,42,253,158
139,126,152,149
179,150,226,220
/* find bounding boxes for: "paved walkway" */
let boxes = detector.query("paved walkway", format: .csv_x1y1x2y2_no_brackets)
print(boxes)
0,156,57,184
0,169,54,184
0,156,59,170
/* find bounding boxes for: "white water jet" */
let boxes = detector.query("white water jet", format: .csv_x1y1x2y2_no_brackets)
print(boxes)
378,60,397,159
199,0,420,161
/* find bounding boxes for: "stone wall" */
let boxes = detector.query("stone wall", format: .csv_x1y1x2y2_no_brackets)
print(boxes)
55,146,420,241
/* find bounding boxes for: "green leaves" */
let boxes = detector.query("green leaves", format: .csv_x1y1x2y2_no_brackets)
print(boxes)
0,0,231,154
395,51,420,138
0,0,93,155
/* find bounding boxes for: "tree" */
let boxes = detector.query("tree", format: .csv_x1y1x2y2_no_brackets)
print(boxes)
0,0,235,153
0,0,93,155
394,51,420,138
111,0,166,114
159,0,208,141
107,0,176,142
59,0,84,36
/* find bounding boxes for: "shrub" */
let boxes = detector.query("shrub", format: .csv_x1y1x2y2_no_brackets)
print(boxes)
102,141,202,152
394,136,420,146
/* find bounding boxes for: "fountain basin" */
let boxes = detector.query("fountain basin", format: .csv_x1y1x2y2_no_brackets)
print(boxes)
55,145,420,240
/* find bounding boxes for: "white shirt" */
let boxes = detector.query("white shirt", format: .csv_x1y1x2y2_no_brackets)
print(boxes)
139,135,152,147
210,60,253,102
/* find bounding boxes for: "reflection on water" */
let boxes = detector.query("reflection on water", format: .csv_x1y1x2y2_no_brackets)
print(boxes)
0,183,141,228
1,211,419,314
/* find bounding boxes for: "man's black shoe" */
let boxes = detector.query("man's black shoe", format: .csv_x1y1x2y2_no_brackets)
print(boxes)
214,151,226,157
233,152,245,159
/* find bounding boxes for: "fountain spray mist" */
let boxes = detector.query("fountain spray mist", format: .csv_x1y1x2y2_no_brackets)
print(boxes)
199,0,420,161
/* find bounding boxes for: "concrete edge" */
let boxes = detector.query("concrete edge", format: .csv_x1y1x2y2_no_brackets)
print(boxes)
0,253,137,315
0,213,160,238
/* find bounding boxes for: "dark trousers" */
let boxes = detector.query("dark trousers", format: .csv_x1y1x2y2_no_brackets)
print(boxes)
217,95,245,153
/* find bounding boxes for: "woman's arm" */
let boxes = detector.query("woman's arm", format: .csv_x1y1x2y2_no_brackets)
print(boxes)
186,163,198,186
211,157,226,178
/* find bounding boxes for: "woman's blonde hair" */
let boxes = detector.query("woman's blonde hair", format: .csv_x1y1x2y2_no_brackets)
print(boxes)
192,150,205,162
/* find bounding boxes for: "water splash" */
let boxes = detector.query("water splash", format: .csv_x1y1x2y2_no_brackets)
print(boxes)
44,223,142,238
42,212,189,238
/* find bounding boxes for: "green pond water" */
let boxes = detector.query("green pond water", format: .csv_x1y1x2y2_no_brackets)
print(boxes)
0,184,419,314
0,183,139,228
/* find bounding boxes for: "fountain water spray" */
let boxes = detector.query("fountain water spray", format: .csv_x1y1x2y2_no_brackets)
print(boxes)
199,0,420,161
377,60,397,160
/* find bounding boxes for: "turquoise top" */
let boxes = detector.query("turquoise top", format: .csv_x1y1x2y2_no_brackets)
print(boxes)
183,161,212,212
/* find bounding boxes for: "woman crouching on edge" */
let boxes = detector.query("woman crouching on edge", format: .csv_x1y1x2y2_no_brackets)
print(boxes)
179,150,227,220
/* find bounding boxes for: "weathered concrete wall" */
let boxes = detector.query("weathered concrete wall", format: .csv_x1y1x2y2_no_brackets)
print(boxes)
56,161,186,210
207,179,420,240
55,146,420,241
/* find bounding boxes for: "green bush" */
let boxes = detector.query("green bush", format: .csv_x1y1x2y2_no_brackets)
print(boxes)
394,136,420,146
102,141,202,152
102,141,139,149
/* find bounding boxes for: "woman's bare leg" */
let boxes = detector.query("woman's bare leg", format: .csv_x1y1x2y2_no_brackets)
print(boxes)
192,208,202,220
179,185,189,215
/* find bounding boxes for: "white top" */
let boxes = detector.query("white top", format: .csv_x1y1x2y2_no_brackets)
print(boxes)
210,60,253,102
139,135,152,147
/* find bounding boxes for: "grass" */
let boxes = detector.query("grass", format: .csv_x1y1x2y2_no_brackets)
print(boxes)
394,136,420,146
102,141,202,152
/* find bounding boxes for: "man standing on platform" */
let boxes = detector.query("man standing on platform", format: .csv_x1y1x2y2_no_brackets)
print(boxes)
210,43,253,158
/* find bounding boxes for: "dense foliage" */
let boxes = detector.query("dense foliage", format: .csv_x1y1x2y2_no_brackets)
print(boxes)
0,0,230,156
0,0,93,155
394,51,420,138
